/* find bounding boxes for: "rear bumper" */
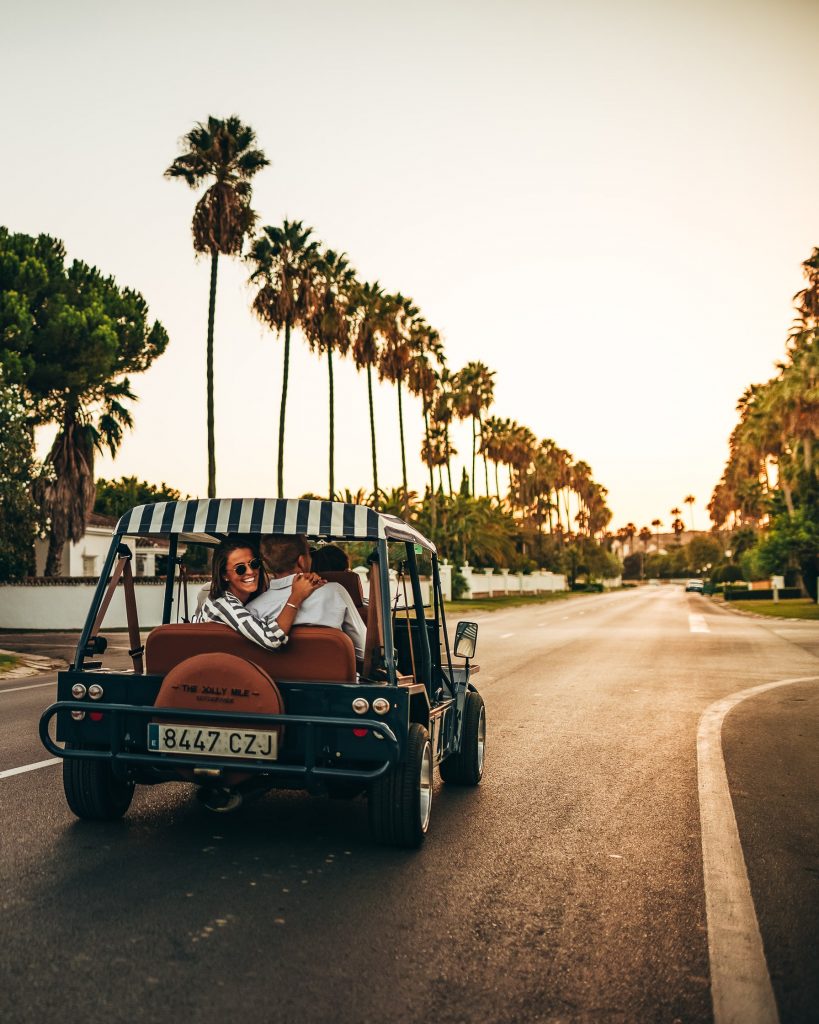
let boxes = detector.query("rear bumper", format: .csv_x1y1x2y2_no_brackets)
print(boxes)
39,701,399,783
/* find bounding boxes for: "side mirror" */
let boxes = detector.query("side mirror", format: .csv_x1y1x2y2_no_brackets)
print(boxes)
454,621,478,659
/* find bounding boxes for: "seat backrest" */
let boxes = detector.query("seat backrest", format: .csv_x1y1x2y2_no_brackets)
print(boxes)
145,622,356,682
317,570,367,623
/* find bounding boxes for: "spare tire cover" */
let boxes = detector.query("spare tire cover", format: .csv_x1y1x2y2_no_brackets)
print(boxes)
154,652,284,784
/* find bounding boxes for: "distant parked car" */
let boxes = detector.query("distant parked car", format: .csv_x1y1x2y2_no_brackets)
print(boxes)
685,579,704,593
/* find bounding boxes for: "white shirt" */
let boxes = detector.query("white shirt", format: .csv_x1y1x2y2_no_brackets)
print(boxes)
247,574,366,661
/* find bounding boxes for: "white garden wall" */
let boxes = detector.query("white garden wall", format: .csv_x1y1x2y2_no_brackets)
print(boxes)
457,565,568,598
0,580,208,631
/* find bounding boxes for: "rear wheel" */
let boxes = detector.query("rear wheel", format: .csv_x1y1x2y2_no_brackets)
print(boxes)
440,691,485,786
368,723,432,848
63,745,135,820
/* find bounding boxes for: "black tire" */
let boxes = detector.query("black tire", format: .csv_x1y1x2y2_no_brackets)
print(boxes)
440,691,485,786
368,723,432,848
63,746,135,820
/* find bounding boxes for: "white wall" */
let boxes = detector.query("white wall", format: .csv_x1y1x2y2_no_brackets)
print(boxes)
0,580,207,631
457,565,568,598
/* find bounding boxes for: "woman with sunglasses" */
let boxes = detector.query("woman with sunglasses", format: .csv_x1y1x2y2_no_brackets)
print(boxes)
192,535,324,650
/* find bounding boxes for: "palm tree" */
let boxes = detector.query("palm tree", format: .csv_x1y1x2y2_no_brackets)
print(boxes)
452,362,496,495
305,249,357,499
407,323,445,530
37,382,136,576
651,518,663,552
350,280,385,505
684,494,696,532
378,293,417,503
433,368,458,496
165,116,269,498
481,416,511,503
247,221,319,497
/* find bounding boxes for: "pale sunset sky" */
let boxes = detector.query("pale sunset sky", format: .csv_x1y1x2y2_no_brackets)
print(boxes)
3,0,818,530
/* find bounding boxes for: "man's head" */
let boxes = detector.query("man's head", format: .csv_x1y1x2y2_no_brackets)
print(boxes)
261,534,311,577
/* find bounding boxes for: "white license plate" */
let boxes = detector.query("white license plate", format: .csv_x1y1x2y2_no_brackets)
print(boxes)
147,723,278,761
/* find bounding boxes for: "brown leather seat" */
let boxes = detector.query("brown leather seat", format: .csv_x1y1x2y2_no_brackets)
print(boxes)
146,622,356,682
317,570,368,624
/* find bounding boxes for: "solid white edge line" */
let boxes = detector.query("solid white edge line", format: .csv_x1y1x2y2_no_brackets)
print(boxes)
0,758,60,780
0,680,56,695
698,674,819,1024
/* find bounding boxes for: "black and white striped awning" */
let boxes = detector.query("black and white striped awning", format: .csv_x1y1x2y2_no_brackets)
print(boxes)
115,498,435,553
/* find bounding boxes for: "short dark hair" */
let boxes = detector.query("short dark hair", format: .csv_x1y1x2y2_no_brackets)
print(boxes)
261,534,311,575
311,544,350,572
209,536,267,600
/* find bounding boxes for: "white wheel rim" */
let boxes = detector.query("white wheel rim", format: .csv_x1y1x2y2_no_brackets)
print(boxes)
477,706,486,775
419,741,433,832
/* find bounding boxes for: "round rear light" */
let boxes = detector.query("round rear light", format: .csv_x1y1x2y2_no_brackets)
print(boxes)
89,711,104,722
71,684,86,699
88,683,104,701
352,727,368,738
372,697,390,715
352,698,369,715
71,710,86,721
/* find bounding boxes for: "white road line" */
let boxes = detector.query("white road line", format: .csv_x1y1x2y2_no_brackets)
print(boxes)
697,674,819,1024
689,613,710,633
500,632,515,639
0,680,56,695
0,758,60,780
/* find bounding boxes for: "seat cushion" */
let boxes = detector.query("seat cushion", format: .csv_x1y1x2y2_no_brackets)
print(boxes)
146,622,356,682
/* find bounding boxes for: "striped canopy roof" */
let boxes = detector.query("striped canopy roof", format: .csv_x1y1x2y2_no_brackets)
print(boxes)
115,498,435,553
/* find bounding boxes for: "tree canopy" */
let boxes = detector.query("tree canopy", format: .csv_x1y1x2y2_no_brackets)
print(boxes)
94,476,182,521
0,371,37,579
0,227,169,574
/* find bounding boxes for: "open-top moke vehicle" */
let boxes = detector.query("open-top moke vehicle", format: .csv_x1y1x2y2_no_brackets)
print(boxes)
39,498,485,847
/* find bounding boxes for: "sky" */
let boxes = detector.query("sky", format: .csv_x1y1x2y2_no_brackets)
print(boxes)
3,0,818,531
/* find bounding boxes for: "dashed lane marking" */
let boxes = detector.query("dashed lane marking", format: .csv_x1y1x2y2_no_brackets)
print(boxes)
697,674,819,1024
500,632,515,639
0,758,60,780
689,613,710,633
0,680,56,695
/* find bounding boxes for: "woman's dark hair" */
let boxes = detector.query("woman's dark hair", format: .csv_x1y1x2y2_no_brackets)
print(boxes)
209,536,268,600
311,543,350,572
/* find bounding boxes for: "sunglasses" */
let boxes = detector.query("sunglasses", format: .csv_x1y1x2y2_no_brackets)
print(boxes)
228,558,261,576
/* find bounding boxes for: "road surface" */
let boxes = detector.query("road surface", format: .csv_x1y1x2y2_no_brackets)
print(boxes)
1,587,817,1023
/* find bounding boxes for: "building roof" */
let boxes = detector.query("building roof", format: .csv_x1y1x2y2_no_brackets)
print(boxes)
115,498,436,553
87,511,119,529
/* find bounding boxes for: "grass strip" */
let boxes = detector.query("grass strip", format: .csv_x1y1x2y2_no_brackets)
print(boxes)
0,653,20,674
729,599,819,620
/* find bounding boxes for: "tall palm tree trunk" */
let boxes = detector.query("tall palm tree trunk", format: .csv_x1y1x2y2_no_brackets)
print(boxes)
277,319,292,498
327,346,335,500
206,250,219,499
423,403,436,531
478,415,489,496
366,363,379,507
444,428,454,496
471,416,477,496
494,461,501,504
397,379,408,507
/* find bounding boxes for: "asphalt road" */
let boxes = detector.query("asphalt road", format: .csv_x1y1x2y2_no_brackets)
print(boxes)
1,588,818,1024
